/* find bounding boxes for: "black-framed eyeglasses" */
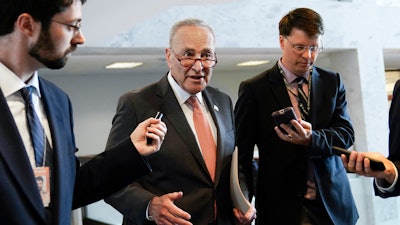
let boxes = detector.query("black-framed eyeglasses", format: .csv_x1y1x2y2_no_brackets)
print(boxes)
171,49,218,68
51,20,81,34
284,37,322,53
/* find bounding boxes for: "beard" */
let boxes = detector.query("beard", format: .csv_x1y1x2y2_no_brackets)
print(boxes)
29,28,75,70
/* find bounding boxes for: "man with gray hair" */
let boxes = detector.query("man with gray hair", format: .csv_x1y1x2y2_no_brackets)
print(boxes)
105,18,256,225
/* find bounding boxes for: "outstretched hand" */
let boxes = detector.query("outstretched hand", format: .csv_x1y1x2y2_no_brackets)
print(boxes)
131,117,167,156
341,151,396,184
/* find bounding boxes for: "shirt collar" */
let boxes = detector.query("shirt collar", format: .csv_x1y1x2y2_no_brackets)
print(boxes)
0,62,41,98
278,59,310,84
167,71,204,106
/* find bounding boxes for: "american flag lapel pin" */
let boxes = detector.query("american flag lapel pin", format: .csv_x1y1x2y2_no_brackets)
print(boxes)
213,105,219,112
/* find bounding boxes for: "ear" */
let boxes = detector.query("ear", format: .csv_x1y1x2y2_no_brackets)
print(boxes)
16,13,38,37
279,35,285,49
165,48,173,69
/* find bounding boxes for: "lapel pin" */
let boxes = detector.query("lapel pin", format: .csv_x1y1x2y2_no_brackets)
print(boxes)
213,105,219,111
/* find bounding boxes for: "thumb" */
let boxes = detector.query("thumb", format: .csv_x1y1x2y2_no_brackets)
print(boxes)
167,191,184,201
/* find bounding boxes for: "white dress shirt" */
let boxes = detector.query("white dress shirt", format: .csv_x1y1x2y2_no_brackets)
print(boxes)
0,63,52,168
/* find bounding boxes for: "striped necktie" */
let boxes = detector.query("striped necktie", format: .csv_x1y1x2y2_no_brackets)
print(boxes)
20,86,45,167
295,77,310,121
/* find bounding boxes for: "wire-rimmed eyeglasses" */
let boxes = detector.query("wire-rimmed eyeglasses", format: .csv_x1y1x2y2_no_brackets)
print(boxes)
284,37,323,54
51,20,81,34
171,49,218,68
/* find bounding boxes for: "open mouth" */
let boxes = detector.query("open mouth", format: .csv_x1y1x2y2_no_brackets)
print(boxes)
188,75,205,80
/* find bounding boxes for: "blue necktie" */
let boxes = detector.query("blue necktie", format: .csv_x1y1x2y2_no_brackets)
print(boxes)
20,86,45,167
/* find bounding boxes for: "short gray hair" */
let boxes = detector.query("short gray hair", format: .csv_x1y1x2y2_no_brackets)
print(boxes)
169,18,215,48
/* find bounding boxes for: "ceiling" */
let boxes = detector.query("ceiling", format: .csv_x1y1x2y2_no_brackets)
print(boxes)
40,47,284,77
40,46,400,78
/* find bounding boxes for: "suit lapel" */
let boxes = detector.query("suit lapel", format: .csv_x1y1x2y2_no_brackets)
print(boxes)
309,67,321,124
0,87,45,217
202,89,225,185
157,77,213,181
269,64,293,109
38,78,74,219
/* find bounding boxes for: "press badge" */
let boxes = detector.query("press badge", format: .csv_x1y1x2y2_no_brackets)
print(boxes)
34,167,51,207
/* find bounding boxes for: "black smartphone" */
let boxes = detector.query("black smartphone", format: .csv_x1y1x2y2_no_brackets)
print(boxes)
146,112,164,145
271,107,298,133
332,146,385,171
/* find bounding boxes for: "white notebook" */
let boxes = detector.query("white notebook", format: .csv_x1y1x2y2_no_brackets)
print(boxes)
230,147,251,213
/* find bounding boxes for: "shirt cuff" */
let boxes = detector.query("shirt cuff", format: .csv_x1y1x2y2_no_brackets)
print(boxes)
375,161,398,193
146,200,154,221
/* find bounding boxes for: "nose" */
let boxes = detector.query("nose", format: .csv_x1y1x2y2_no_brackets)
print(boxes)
301,48,313,58
72,30,85,45
191,59,204,71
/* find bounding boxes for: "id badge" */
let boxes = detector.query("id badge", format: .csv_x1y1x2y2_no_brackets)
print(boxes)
34,167,51,207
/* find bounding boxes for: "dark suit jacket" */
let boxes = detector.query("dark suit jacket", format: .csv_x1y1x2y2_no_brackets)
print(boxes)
0,77,151,225
375,79,400,197
104,75,236,225
234,63,359,225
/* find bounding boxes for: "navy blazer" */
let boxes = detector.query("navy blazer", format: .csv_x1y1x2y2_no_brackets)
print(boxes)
0,77,151,225
375,79,400,197
104,75,236,225
235,63,359,225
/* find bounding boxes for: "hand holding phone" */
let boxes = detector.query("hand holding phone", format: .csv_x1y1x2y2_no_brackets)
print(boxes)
332,146,385,171
146,112,164,145
271,107,298,134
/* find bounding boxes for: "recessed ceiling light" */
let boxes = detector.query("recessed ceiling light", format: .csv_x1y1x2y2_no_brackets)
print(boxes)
105,62,143,69
237,60,270,67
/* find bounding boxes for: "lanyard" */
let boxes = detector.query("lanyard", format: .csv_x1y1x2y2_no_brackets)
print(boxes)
40,130,47,168
277,64,312,114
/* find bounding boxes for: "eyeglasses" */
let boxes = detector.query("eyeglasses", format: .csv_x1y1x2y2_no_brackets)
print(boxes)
171,49,218,68
284,37,322,53
51,20,81,34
